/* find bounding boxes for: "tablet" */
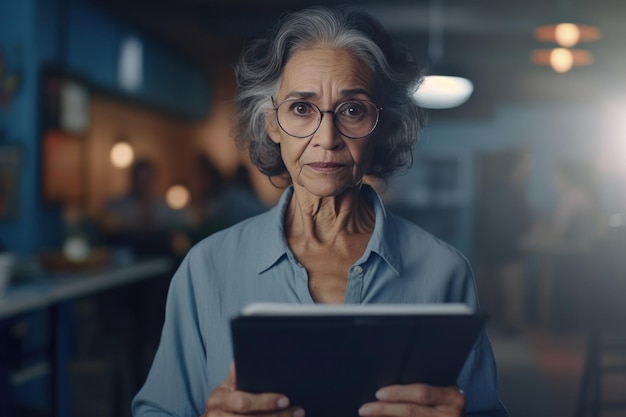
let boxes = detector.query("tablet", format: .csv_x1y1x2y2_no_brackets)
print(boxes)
230,302,486,417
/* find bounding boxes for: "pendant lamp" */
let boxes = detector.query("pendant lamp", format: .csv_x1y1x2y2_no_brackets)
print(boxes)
413,0,473,109
534,21,600,48
530,0,600,73
530,47,593,73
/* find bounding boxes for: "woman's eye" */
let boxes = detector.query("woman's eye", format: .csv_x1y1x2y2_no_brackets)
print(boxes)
340,102,366,117
290,102,312,115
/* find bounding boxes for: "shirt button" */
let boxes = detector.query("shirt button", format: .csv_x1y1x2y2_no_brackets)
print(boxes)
353,266,363,274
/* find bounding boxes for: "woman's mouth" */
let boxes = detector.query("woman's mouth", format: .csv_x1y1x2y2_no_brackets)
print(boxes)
307,162,345,172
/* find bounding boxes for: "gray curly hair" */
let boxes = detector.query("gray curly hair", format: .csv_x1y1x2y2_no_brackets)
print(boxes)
233,6,426,181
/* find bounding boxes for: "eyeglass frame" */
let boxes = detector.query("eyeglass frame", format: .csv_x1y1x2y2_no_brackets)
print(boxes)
270,96,383,139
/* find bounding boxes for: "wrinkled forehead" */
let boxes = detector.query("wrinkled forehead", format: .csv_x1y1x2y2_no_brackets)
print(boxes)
277,46,377,101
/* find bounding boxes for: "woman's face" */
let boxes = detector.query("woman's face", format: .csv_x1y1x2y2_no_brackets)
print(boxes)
266,46,378,198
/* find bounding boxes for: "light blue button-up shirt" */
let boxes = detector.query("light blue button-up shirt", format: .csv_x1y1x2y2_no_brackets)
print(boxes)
132,185,508,417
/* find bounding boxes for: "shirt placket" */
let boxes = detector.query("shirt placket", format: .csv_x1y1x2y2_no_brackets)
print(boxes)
344,264,364,304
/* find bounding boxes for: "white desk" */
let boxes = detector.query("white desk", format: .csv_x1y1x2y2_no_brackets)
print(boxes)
0,257,175,319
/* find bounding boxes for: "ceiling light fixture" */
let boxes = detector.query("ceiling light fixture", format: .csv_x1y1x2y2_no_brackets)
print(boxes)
534,21,601,48
414,75,474,109
413,0,473,109
530,0,600,73
532,0,601,48
530,47,593,73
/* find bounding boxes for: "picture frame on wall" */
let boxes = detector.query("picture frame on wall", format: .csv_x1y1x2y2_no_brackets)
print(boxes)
39,69,90,205
41,69,91,134
41,130,85,204
0,144,22,222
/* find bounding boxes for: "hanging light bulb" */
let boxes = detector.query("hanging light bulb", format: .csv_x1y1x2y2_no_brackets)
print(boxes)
534,21,600,47
550,48,574,73
554,23,580,47
530,48,593,73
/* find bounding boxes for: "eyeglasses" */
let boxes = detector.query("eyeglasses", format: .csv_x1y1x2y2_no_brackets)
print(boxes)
272,97,382,139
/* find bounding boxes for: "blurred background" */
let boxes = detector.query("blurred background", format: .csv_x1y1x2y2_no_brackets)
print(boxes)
1,0,626,416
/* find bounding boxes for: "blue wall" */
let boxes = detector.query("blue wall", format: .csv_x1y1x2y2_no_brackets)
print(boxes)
0,0,51,255
65,3,209,118
0,0,210,254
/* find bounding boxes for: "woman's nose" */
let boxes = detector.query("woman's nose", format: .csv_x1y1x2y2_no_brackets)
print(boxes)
312,111,343,149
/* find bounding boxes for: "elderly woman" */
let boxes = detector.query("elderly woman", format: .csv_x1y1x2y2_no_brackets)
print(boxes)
132,6,508,417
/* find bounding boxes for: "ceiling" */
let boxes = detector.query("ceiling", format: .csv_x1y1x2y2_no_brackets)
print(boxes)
87,0,626,119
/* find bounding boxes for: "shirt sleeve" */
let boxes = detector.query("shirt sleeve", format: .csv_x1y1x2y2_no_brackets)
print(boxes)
453,258,509,417
458,329,509,417
132,255,210,416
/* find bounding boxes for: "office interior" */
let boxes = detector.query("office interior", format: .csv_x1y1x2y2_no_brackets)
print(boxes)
1,0,625,416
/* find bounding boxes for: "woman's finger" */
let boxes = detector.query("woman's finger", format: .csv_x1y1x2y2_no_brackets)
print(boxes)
359,401,434,417
211,390,291,414
205,363,295,416
375,384,464,408
358,385,465,417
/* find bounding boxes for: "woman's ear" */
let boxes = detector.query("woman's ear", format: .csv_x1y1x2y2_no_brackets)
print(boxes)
265,111,281,144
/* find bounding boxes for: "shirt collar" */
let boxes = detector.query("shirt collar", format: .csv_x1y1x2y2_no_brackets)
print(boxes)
362,184,402,276
255,184,402,277
255,186,294,274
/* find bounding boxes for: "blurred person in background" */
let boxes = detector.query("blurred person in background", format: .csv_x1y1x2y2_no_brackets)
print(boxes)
186,158,268,241
99,158,188,258
474,150,534,334
544,161,604,249
133,6,508,417
522,160,606,330
185,154,229,244
213,164,270,226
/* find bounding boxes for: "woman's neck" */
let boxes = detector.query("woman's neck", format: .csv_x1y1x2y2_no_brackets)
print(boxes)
285,184,375,243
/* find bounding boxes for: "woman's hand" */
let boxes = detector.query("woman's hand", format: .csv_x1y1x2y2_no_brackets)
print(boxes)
358,384,465,417
201,363,305,417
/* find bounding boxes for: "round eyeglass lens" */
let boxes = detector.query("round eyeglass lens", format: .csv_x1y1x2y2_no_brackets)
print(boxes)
276,100,320,138
334,100,379,138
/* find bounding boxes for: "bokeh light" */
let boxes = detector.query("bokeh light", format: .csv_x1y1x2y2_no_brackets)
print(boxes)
110,141,135,168
165,184,190,210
